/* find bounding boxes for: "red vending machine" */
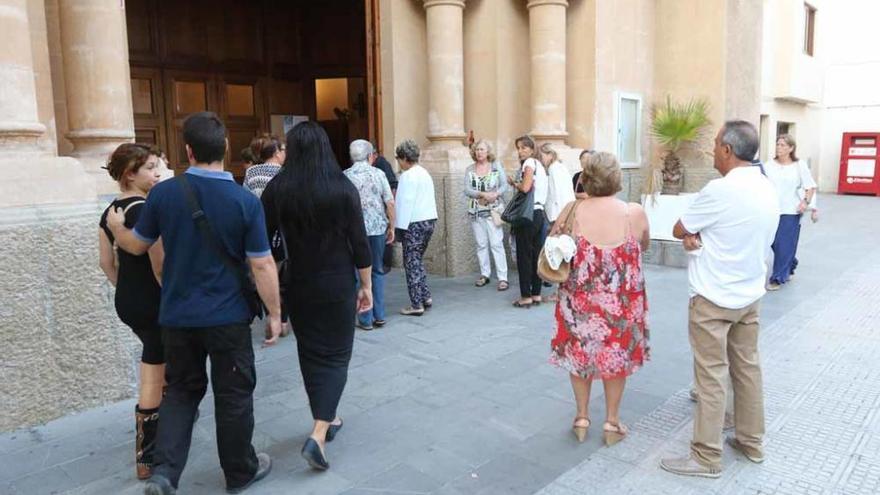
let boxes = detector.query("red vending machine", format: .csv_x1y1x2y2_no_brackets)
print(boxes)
838,132,880,195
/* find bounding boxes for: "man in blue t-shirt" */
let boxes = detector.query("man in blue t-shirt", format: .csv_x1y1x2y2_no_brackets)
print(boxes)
108,112,281,494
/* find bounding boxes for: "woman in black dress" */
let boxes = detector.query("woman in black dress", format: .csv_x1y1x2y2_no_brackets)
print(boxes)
97,143,165,480
261,122,373,471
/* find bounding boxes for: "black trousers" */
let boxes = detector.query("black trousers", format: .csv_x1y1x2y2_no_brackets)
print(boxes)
514,209,546,298
152,324,258,490
289,293,356,422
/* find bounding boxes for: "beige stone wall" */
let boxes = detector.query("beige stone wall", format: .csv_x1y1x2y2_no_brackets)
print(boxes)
27,0,58,154
463,0,530,170
45,0,72,156
0,203,137,431
380,0,428,159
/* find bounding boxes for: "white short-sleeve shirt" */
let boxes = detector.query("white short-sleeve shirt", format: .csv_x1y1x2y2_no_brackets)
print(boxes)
522,158,548,210
680,166,780,309
765,159,817,215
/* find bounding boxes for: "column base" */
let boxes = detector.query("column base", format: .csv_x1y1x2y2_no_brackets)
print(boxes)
419,144,477,277
0,154,96,208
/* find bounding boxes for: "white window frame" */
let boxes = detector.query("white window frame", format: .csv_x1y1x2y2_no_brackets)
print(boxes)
615,92,643,169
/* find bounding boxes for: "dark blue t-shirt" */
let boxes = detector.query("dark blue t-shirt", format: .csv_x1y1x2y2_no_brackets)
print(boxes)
133,167,271,328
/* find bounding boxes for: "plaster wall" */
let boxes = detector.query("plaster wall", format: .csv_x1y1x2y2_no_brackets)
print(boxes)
814,0,880,192
762,0,823,104
759,99,823,178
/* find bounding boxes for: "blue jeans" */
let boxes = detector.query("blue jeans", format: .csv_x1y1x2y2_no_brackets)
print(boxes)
357,234,386,325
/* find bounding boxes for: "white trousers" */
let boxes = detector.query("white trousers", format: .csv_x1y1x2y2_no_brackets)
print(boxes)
471,215,508,281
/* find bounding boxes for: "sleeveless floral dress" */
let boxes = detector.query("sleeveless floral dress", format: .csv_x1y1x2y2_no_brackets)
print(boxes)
550,217,650,380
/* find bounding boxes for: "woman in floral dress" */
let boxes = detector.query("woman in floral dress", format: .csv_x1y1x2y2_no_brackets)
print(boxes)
549,151,651,446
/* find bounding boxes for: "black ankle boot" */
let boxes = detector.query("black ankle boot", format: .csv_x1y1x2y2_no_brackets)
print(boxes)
135,405,160,480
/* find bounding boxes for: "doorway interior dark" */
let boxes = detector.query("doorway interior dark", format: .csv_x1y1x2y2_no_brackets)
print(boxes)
126,0,381,179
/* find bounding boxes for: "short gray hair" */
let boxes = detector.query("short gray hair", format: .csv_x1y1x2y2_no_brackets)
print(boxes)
721,120,759,161
395,139,420,163
349,139,374,163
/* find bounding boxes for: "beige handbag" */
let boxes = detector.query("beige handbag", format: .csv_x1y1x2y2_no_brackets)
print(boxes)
537,201,580,284
490,203,505,227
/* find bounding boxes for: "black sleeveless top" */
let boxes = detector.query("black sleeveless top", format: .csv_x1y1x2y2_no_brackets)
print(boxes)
99,197,161,330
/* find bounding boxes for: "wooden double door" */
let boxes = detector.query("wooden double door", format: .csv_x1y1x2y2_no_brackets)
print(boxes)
131,67,265,179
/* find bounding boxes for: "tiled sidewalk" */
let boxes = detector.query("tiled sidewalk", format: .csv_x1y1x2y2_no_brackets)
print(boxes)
537,259,880,495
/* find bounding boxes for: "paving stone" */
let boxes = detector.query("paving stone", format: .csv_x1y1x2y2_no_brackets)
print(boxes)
447,453,558,495
8,466,76,495
358,462,444,493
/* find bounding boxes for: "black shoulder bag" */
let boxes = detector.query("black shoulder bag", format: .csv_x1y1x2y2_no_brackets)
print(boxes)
501,169,535,228
177,175,264,322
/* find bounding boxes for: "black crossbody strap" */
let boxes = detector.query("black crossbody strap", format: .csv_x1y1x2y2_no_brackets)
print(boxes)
177,174,251,291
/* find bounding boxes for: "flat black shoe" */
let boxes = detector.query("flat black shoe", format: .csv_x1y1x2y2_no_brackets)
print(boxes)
226,453,272,494
326,418,343,442
301,437,329,471
143,474,176,495
373,319,386,328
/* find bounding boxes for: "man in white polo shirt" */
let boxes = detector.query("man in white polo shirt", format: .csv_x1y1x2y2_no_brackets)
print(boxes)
660,121,779,478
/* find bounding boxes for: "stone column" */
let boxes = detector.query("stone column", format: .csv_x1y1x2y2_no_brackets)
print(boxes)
0,0,47,150
420,0,472,276
58,0,134,187
528,0,568,144
424,0,466,146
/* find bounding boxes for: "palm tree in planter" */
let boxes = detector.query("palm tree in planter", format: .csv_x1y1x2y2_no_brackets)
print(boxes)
649,97,711,195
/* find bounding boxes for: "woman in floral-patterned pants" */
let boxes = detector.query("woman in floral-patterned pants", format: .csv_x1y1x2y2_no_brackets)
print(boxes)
393,139,439,317
402,219,435,311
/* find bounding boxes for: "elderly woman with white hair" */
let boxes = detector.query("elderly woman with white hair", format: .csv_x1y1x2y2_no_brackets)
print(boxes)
394,139,438,316
344,140,395,330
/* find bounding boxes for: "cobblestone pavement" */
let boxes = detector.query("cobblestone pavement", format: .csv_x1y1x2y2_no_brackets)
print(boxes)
1,194,878,495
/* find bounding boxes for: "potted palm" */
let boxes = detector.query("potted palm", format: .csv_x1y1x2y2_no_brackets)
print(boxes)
648,97,711,195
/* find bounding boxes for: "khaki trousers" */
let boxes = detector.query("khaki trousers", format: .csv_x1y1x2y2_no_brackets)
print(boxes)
689,295,765,468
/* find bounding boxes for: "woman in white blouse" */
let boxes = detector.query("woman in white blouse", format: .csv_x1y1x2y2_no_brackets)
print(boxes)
764,134,816,290
540,143,577,227
394,139,439,315
508,135,549,308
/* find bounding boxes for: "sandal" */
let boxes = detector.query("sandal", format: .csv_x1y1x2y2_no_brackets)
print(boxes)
573,417,591,443
497,280,509,291
603,421,628,446
531,296,543,306
512,298,533,308
475,276,490,287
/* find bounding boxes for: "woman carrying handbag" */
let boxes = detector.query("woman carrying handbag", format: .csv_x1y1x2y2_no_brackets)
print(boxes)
507,135,548,308
548,152,651,446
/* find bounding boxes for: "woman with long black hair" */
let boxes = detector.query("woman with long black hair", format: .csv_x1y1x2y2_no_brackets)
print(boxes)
261,122,373,471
